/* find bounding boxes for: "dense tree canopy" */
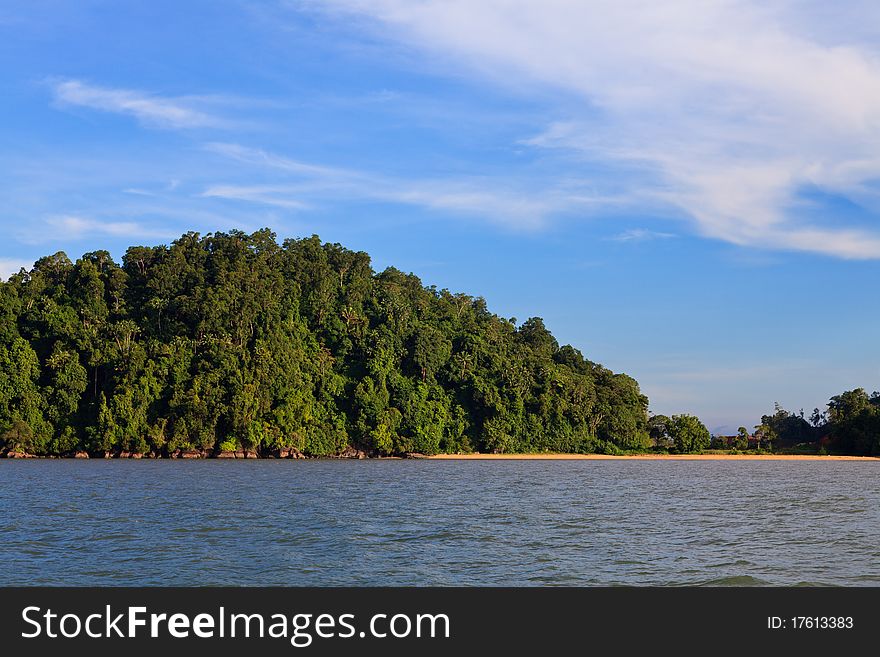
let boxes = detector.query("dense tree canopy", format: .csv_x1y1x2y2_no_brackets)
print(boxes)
668,414,710,454
0,230,652,457
754,391,880,455
825,389,880,455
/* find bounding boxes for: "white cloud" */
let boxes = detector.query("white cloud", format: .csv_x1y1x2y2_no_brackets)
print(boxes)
204,142,344,177
608,228,676,242
51,79,226,129
314,0,880,258
204,142,617,228
0,258,31,279
202,185,310,210
28,215,174,242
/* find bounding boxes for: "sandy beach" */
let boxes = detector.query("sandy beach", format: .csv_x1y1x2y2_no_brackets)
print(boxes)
427,453,880,461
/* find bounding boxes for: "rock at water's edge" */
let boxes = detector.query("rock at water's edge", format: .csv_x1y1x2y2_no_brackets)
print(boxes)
274,447,306,459
6,450,35,459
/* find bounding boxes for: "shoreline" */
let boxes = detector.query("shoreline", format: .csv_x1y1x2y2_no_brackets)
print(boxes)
426,453,880,461
4,451,877,461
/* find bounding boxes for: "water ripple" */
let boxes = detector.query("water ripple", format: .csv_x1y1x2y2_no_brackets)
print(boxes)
1,460,878,586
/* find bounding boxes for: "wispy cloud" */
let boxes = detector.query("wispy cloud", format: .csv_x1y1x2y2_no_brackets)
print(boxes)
51,79,228,129
204,142,617,228
608,228,676,242
313,0,880,258
204,142,344,177
20,215,176,243
202,185,311,210
122,179,183,197
0,258,31,279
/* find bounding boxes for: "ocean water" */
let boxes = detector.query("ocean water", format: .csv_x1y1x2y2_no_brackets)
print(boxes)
1,460,878,586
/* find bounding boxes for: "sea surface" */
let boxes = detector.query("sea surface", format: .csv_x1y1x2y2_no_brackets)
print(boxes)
1,460,878,586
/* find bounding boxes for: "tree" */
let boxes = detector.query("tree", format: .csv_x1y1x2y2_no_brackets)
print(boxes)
752,423,775,451
735,426,749,450
0,338,49,453
410,325,451,381
0,229,658,457
669,414,710,453
648,414,671,449
826,389,880,455
1,419,34,453
759,402,811,446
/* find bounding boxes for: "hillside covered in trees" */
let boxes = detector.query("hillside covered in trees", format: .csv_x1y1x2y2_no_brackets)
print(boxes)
0,229,653,458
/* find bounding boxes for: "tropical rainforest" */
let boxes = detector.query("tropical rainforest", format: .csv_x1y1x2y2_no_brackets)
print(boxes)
0,229,656,458
3,229,874,458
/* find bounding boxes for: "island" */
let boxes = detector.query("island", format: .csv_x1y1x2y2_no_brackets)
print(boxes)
1,229,878,459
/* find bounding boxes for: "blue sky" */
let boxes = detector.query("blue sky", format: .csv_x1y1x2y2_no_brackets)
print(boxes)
2,0,880,432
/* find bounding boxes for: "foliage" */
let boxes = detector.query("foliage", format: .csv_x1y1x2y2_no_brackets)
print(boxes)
758,403,811,447
0,230,652,456
647,414,671,449
756,392,880,456
735,426,749,451
826,389,880,455
668,414,710,453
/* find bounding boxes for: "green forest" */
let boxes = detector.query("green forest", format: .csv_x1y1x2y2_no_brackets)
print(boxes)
2,229,876,458
0,229,656,458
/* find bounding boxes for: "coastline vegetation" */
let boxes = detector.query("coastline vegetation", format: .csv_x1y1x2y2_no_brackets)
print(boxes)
1,229,876,459
740,396,880,456
0,229,654,458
